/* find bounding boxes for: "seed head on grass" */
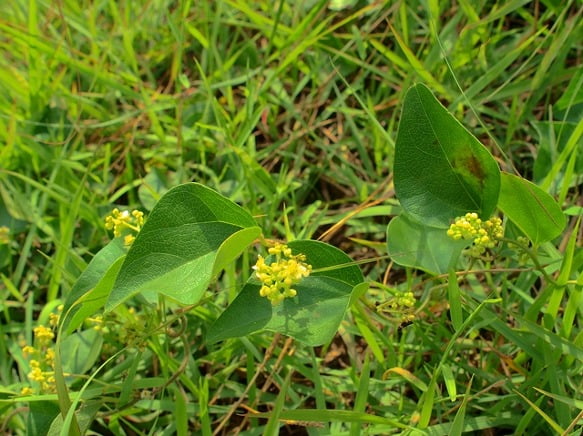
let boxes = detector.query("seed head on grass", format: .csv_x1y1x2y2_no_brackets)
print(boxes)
253,243,312,305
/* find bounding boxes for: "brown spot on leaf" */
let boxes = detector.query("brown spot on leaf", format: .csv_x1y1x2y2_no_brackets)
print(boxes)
455,154,485,183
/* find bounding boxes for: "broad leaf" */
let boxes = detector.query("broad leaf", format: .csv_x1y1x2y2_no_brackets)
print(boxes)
47,401,101,436
60,329,103,375
27,401,60,436
63,256,125,334
207,240,366,346
61,239,126,333
387,214,467,275
105,183,261,311
497,172,566,244
394,83,500,227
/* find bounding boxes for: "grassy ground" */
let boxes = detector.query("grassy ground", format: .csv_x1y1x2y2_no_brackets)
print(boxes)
0,0,582,434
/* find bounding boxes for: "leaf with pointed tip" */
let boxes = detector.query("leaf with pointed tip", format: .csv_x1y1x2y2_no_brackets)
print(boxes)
498,172,566,244
105,183,261,311
207,240,366,346
394,84,500,227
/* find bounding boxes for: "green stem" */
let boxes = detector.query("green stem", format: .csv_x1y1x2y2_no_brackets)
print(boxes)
502,238,557,286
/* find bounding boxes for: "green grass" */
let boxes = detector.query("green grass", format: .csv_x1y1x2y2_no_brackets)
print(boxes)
0,0,582,434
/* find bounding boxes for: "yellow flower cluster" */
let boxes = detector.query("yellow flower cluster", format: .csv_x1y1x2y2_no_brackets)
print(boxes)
381,291,416,311
377,291,416,325
114,307,147,346
21,321,59,394
90,307,147,357
105,208,145,245
447,213,503,257
88,314,108,332
0,226,9,244
253,243,312,305
33,325,55,344
394,291,416,308
401,313,416,323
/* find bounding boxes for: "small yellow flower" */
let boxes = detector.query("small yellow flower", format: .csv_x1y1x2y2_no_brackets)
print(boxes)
447,213,503,257
49,313,59,328
401,313,416,324
41,381,53,392
45,348,55,365
0,226,9,244
22,345,36,358
20,386,34,396
87,314,103,331
22,321,59,393
132,210,145,226
33,325,54,344
396,291,415,307
105,208,145,243
253,243,312,305
28,366,45,382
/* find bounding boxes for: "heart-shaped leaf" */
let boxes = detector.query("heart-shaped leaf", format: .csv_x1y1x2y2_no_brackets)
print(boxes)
387,214,468,275
105,183,261,311
207,240,366,346
497,172,566,244
394,84,500,227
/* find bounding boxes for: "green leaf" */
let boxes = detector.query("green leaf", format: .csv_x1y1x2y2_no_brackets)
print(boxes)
64,239,126,308
441,363,457,403
290,240,364,286
394,83,500,227
212,227,263,277
328,0,359,10
450,378,472,436
61,239,126,333
532,120,583,186
207,240,366,346
497,172,566,244
27,401,60,436
60,329,103,375
517,316,583,362
247,409,407,428
47,401,101,436
62,256,125,334
533,388,583,410
265,373,291,436
557,217,580,286
447,270,464,331
387,214,467,275
106,183,261,310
